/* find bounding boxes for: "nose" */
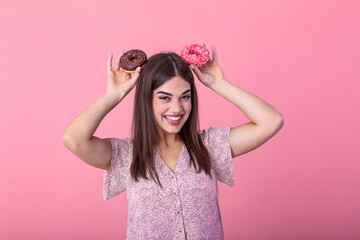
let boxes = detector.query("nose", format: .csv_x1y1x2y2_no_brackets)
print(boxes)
170,99,183,113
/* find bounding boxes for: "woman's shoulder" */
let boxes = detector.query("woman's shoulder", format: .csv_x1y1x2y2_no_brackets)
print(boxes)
199,126,230,137
111,137,133,142
110,137,133,149
199,126,231,146
109,137,134,166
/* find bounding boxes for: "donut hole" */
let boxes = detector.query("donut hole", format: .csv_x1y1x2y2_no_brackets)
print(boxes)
128,56,137,61
189,50,198,56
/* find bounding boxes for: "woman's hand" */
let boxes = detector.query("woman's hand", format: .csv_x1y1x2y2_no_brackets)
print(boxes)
106,52,141,100
190,43,227,88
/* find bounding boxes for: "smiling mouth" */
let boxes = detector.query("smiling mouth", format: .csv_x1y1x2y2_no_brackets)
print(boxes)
164,115,182,121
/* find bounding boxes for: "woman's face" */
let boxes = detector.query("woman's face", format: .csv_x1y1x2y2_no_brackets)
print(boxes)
152,76,192,138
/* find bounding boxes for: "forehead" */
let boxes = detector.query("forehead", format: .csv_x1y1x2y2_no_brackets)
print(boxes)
154,76,191,94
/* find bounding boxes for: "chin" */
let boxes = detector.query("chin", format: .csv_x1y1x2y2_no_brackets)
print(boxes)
164,126,183,134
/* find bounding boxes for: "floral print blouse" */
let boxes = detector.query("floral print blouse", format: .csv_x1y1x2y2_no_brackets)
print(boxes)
103,127,234,239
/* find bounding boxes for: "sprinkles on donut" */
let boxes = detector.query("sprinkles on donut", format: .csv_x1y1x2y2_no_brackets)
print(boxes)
180,44,210,67
119,49,148,73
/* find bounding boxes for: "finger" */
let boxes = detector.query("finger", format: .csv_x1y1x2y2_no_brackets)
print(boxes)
129,67,142,86
211,43,218,63
107,53,113,72
190,65,204,80
115,52,124,71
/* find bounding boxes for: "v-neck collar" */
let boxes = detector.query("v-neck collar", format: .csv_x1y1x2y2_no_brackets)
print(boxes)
155,143,185,174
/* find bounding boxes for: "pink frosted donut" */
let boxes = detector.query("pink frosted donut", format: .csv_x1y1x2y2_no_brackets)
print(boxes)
180,44,210,67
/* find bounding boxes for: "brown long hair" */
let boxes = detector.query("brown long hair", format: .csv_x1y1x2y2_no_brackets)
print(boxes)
130,52,212,188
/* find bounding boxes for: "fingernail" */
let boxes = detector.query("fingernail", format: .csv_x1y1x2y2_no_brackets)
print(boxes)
137,67,141,72
190,65,194,69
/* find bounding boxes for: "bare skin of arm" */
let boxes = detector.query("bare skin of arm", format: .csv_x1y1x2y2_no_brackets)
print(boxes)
62,52,141,170
191,43,284,158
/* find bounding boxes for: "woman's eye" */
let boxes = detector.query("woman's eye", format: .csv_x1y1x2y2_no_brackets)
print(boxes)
159,95,190,101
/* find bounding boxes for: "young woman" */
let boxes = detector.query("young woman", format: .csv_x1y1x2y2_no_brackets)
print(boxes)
62,43,284,239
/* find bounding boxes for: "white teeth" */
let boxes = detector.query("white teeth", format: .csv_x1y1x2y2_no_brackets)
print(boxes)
165,115,181,121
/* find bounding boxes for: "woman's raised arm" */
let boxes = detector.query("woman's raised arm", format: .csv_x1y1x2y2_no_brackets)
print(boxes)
62,53,141,169
191,44,284,158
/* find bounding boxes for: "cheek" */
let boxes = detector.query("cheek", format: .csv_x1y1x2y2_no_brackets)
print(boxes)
154,102,168,116
185,101,192,112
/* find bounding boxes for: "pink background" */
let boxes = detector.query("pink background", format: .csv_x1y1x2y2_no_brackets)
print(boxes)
1,0,359,239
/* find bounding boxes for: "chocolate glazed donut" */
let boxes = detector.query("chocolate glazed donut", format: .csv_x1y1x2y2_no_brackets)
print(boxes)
119,49,147,73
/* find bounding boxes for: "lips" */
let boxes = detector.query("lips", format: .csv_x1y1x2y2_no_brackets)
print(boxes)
164,115,183,120
164,115,183,125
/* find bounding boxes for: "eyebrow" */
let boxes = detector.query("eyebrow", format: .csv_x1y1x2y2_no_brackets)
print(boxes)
156,89,191,96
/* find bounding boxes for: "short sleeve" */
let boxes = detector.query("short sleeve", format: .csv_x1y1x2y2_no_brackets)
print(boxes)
103,138,132,200
201,126,234,187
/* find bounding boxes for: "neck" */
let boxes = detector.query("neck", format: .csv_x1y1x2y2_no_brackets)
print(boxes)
156,130,183,151
159,134,181,147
